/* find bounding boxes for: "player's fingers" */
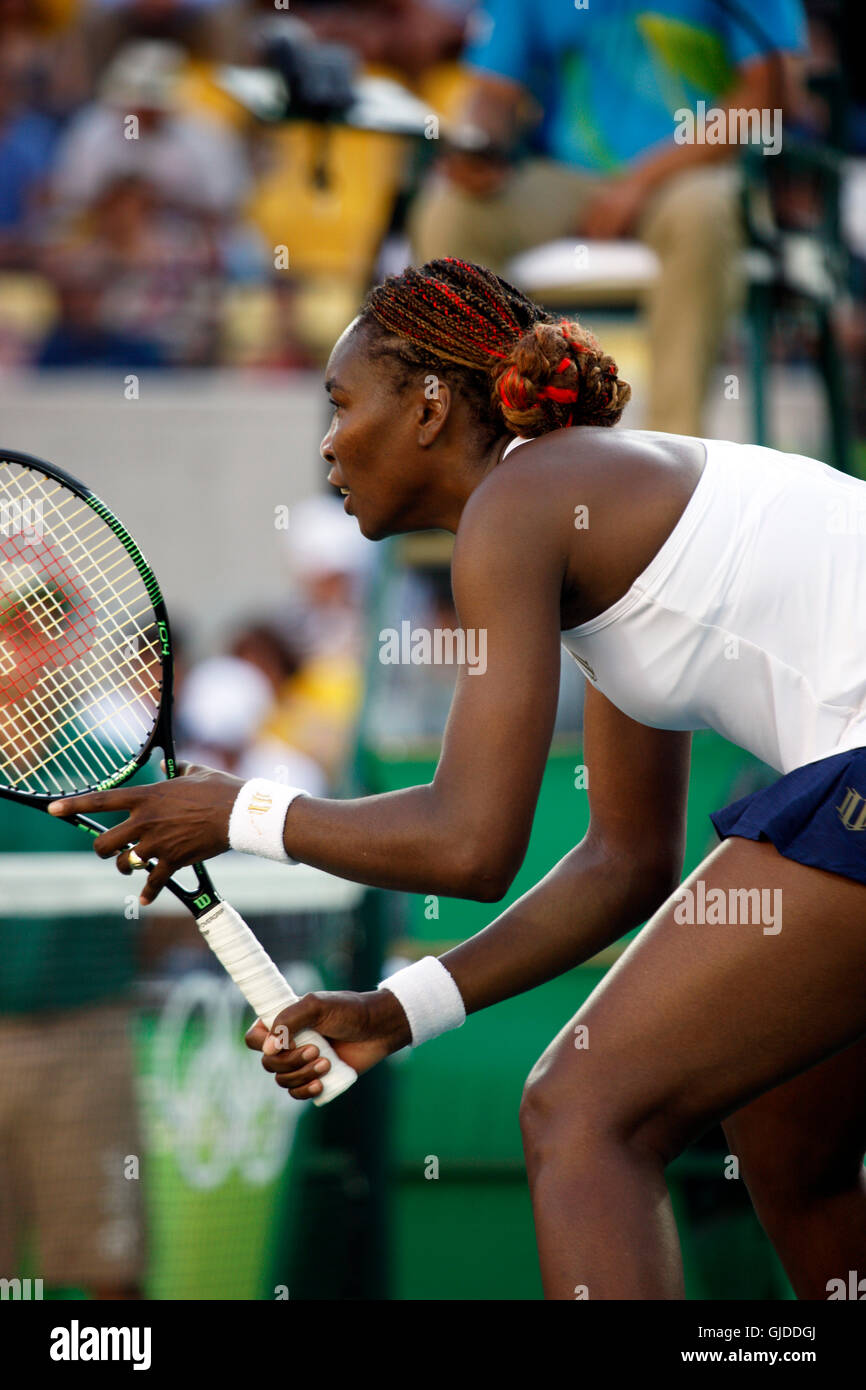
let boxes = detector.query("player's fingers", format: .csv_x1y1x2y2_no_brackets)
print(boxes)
277,1074,326,1101
244,1019,270,1052
139,859,172,906
47,787,142,817
269,1057,331,1089
115,846,151,875
261,1042,322,1074
173,760,216,779
262,994,342,1053
92,823,137,860
262,1017,308,1055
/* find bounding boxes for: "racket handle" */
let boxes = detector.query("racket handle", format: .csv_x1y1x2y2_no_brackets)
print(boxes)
197,901,357,1106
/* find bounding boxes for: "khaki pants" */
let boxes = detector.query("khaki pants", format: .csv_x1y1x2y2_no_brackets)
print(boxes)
409,159,745,437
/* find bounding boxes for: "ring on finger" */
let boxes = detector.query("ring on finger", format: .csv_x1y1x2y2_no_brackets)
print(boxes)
128,848,146,870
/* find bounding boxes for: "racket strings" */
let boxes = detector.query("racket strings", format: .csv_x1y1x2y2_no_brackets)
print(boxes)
0,543,160,732
0,617,158,793
0,599,158,788
0,460,163,795
0,630,161,792
0,622,160,792
0,530,157,763
0,620,157,792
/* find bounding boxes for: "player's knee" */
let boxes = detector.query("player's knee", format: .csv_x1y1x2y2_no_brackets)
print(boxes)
519,1058,558,1156
519,1055,624,1162
521,1053,696,1173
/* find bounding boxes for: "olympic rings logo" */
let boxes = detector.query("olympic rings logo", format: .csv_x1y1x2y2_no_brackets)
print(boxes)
148,961,323,1191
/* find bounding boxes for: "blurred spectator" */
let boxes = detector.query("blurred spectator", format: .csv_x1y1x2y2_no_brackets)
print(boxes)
790,1,866,433
250,494,377,783
85,0,242,68
36,251,167,367
220,276,315,370
177,652,328,793
0,0,92,120
39,173,226,365
0,52,59,268
52,39,250,217
288,0,468,82
282,494,375,663
410,1,807,437
230,620,303,693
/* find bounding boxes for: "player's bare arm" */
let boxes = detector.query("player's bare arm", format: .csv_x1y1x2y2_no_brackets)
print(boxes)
248,687,691,1099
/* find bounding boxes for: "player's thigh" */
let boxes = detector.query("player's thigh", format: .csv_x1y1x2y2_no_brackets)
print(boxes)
524,838,866,1160
723,1031,866,1207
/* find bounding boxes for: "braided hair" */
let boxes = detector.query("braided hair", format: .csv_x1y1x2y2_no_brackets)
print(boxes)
358,258,630,442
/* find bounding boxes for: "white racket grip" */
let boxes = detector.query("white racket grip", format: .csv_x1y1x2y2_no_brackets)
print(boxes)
197,901,357,1106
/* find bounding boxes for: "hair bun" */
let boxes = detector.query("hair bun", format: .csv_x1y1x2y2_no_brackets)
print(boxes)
491,319,630,436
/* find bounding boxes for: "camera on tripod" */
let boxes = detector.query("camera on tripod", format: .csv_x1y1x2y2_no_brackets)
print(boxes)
219,15,492,154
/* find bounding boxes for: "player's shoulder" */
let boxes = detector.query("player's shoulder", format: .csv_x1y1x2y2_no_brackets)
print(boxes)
452,432,594,591
457,426,630,538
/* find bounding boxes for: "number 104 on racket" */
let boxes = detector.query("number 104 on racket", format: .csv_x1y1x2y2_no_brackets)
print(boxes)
0,447,356,1105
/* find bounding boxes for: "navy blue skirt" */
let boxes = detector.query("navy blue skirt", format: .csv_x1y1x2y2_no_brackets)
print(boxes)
710,745,866,887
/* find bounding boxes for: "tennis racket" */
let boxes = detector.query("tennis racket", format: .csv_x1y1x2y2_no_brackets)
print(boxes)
0,447,357,1105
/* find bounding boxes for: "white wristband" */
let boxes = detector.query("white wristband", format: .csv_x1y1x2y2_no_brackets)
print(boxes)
378,956,466,1047
227,779,307,863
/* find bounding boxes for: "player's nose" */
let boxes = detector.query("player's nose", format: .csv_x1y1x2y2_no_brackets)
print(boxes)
320,425,337,464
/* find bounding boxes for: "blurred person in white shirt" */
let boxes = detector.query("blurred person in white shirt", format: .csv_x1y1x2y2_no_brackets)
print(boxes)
177,654,327,795
52,39,249,218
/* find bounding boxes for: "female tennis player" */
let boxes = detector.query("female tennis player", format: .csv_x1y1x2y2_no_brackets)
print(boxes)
51,258,866,1301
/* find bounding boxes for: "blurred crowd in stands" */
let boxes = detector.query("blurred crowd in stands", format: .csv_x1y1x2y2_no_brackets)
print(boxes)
0,1,863,381
0,0,473,368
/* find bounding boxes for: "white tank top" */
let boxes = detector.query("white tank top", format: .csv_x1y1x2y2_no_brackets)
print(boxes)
503,433,866,775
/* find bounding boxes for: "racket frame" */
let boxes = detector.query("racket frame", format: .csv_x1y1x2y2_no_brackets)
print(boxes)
0,447,218,916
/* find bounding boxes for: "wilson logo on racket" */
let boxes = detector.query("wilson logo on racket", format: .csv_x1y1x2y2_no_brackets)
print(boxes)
95,756,138,790
0,535,98,705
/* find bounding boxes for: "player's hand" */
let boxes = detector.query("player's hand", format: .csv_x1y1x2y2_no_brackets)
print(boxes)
47,762,241,904
577,172,651,240
245,987,412,1101
440,150,511,197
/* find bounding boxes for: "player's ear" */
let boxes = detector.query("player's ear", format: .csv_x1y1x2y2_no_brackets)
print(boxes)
416,376,452,448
